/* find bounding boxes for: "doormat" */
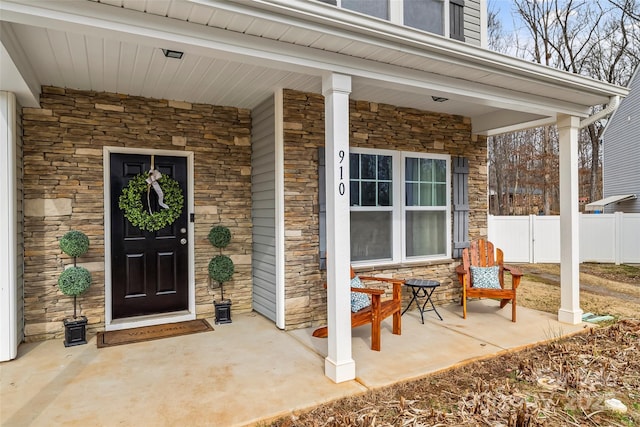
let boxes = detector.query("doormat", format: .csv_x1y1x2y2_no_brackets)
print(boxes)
97,319,213,348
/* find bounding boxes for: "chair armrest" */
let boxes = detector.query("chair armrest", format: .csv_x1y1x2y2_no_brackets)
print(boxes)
350,287,385,296
502,264,523,290
455,264,467,276
358,277,403,300
503,264,523,277
358,276,405,285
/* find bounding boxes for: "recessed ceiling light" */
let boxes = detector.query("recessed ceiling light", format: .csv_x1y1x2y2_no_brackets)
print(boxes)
162,49,184,59
431,96,448,102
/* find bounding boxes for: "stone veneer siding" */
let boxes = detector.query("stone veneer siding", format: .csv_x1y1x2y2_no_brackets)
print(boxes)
22,87,252,341
282,89,488,329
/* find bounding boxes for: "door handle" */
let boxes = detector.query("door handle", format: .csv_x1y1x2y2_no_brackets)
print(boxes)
180,238,187,245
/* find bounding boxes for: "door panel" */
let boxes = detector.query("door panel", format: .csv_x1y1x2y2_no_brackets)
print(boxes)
110,153,189,319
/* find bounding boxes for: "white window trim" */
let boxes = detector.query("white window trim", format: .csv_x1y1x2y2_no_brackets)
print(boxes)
350,148,451,266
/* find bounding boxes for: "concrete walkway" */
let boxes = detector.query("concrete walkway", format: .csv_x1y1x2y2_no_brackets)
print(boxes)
1,301,588,427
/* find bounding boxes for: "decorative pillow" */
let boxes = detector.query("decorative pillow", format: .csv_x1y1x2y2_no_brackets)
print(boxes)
350,276,371,312
470,266,501,289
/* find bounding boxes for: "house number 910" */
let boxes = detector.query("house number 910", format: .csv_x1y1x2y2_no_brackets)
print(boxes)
338,150,346,196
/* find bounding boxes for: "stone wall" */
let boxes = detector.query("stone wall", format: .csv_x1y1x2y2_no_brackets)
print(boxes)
281,89,488,329
20,86,489,340
22,87,252,341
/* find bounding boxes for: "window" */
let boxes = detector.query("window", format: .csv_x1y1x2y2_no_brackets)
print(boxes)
315,0,464,41
350,152,394,261
404,156,448,257
404,0,444,36
349,148,451,264
342,0,388,19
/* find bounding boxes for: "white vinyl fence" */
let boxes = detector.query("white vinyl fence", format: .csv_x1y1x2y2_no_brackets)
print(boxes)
488,213,640,264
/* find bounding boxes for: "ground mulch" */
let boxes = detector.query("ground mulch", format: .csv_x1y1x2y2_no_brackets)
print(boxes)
268,263,640,427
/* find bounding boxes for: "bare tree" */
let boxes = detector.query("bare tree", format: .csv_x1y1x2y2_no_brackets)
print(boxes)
609,0,640,22
489,0,639,214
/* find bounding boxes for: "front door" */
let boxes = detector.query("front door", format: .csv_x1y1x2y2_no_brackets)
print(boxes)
110,153,189,319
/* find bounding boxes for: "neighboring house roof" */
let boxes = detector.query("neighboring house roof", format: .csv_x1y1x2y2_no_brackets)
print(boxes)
585,194,637,212
0,0,628,135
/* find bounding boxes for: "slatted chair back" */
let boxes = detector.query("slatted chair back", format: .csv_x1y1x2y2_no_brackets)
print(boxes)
456,238,522,322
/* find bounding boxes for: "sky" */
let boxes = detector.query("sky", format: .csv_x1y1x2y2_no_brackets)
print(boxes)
490,0,522,34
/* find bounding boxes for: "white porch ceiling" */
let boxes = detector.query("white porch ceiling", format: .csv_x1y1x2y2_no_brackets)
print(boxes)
0,0,629,135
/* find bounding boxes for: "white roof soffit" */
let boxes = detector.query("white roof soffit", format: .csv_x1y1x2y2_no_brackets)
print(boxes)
0,0,629,134
585,194,637,212
202,0,628,99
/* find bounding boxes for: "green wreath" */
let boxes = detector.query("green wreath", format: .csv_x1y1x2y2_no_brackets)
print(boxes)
119,173,184,231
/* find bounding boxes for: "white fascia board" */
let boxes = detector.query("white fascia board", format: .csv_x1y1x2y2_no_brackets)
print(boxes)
1,1,599,118
218,0,628,101
0,23,40,107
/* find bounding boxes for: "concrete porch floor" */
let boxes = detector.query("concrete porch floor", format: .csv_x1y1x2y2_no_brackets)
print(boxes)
1,300,588,427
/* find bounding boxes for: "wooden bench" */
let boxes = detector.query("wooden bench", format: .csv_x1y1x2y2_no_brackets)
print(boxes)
456,239,523,322
312,268,403,351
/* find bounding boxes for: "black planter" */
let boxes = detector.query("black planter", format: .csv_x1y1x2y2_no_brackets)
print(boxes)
64,316,88,347
214,300,232,324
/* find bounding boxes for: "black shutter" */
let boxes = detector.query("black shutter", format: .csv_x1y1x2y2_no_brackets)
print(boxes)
450,0,465,41
452,156,469,258
318,147,326,270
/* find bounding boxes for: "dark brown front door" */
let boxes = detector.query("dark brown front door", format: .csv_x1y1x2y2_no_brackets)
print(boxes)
110,153,189,319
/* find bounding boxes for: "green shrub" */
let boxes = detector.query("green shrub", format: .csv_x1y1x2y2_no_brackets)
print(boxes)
58,266,92,297
208,255,235,284
208,226,232,249
59,231,90,257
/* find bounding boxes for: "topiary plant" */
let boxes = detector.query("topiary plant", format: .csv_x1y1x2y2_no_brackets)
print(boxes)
58,230,92,319
208,225,235,302
58,266,92,318
59,230,90,258
209,255,235,284
208,225,231,249
59,267,92,296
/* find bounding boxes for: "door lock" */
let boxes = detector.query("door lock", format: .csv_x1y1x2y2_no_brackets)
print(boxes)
180,238,187,245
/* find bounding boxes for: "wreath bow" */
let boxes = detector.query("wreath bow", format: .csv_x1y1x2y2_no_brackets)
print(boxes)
146,169,170,211
119,171,184,232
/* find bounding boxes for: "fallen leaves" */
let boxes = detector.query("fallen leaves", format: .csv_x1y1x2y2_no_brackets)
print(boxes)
271,320,640,427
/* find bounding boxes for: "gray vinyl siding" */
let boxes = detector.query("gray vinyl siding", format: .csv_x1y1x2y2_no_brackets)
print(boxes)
463,0,482,46
16,100,24,344
251,95,278,321
601,68,640,213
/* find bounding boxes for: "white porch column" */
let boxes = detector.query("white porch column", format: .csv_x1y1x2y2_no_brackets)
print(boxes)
322,73,355,383
0,91,19,361
557,114,583,324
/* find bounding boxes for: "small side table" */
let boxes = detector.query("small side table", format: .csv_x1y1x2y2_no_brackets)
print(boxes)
402,279,443,323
